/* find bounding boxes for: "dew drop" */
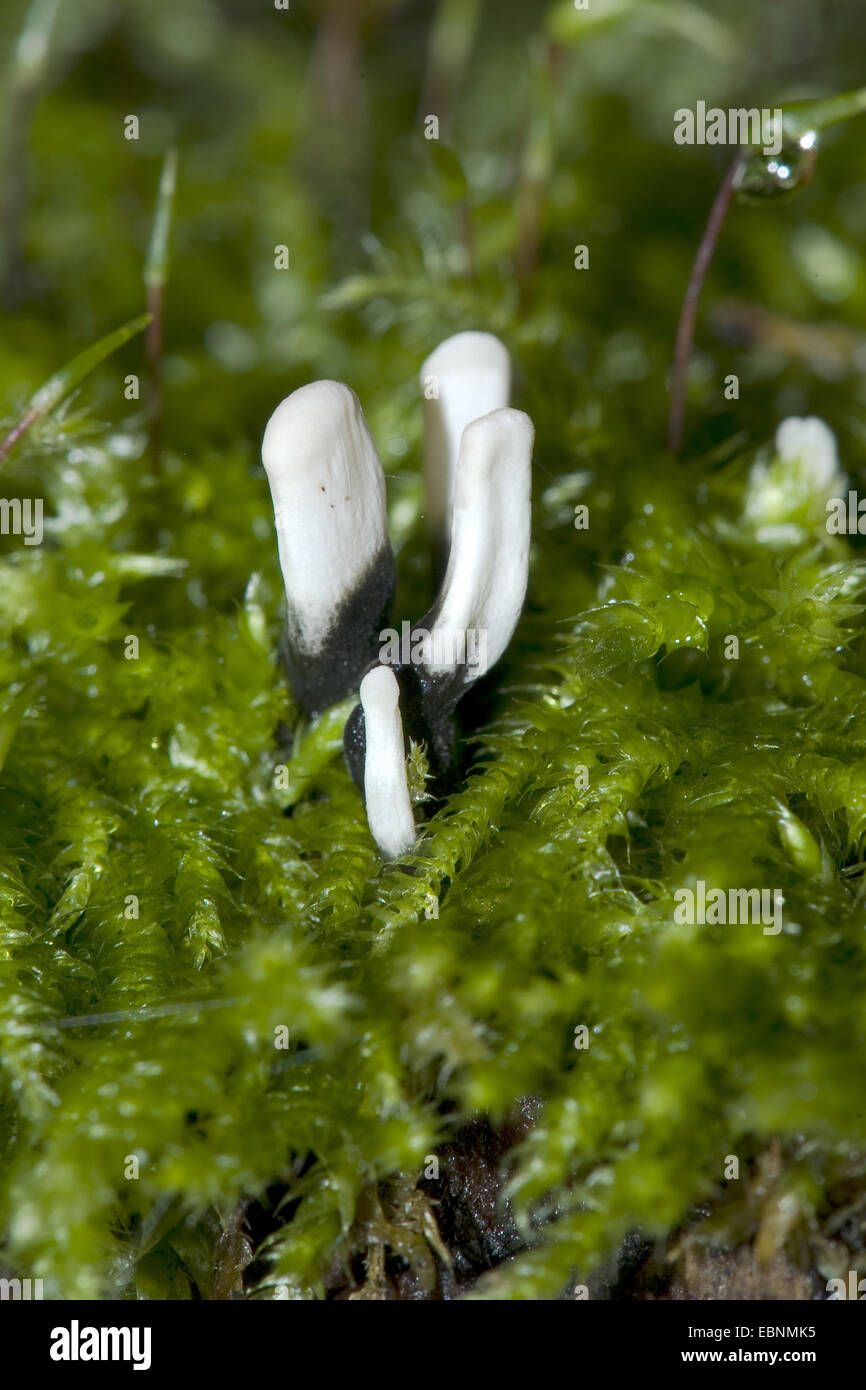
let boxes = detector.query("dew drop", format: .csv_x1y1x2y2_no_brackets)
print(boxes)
734,132,818,204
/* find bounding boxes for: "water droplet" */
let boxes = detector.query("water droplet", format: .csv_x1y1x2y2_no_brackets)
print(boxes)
735,132,818,203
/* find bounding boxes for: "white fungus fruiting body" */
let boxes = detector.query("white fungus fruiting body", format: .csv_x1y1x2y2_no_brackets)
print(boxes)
359,665,416,859
261,380,395,713
420,406,534,683
262,352,534,860
774,416,840,484
743,415,846,547
420,331,511,552
262,380,389,652
343,399,536,812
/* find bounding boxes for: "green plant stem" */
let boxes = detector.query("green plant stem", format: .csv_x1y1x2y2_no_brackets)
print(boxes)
144,148,178,473
0,313,151,465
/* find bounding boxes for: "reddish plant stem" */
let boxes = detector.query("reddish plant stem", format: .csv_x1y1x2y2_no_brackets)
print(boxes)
0,403,40,465
668,150,746,455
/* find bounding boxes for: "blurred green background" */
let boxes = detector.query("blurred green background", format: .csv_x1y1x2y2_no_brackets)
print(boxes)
3,0,866,462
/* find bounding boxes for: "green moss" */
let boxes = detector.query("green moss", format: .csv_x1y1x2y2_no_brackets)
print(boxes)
3,0,866,1300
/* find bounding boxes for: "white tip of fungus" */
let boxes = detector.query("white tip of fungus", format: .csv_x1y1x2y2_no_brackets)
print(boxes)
774,416,840,487
262,381,391,656
421,406,533,682
420,332,511,549
743,414,846,547
359,666,416,859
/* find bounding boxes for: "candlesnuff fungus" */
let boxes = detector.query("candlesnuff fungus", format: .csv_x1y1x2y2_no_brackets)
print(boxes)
261,335,534,858
742,414,846,546
342,401,534,853
420,330,511,558
261,380,395,715
358,665,416,859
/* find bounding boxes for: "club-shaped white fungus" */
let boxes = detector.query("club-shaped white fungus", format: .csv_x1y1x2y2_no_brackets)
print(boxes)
420,331,511,551
261,380,390,657
359,665,416,859
419,406,534,681
743,415,846,546
262,364,534,859
774,416,840,485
